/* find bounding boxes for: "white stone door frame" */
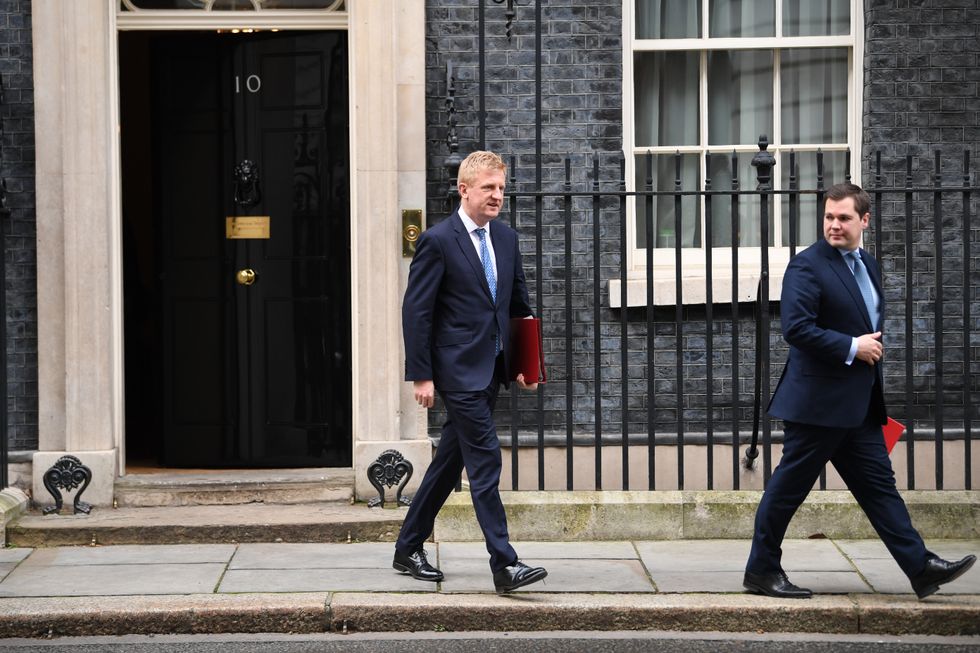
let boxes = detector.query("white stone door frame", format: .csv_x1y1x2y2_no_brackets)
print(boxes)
32,0,430,506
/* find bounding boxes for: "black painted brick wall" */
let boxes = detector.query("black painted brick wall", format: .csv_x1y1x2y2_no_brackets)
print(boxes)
0,0,36,452
424,0,779,447
863,0,980,434
424,0,979,464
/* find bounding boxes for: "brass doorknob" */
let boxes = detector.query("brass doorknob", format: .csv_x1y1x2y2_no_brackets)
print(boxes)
236,268,256,286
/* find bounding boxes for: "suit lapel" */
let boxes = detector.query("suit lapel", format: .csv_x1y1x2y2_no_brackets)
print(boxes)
821,239,873,331
860,248,885,327
451,212,494,304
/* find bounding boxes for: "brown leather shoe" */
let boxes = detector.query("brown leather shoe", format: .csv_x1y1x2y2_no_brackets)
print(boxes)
392,548,444,582
743,570,813,599
910,555,976,599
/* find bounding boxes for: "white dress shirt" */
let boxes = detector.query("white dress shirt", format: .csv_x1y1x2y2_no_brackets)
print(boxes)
458,208,498,281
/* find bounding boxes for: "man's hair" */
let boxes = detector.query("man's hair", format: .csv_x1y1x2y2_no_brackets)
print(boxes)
825,182,871,217
457,150,507,187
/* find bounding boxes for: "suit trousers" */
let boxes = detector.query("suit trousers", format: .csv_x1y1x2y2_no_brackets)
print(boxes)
746,411,931,578
395,357,518,572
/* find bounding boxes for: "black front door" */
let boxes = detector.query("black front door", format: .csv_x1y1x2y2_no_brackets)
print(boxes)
122,30,351,468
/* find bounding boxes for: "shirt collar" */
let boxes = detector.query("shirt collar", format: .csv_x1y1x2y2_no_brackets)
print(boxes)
458,207,487,234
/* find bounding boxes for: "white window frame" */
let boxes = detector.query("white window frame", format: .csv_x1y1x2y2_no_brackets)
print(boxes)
612,0,864,307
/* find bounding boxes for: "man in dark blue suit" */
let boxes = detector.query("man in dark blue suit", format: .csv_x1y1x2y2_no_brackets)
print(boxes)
744,182,975,599
393,150,547,594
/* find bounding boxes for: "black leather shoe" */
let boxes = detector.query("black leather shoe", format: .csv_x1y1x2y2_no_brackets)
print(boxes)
493,560,548,594
392,548,444,582
743,570,813,599
910,555,976,599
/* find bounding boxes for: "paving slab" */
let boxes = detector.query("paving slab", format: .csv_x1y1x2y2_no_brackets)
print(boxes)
780,539,855,571
789,570,873,594
0,548,31,563
0,562,19,582
0,561,227,597
18,544,236,566
230,542,394,569
922,540,980,560
438,557,655,594
637,539,748,572
835,539,892,559
0,548,31,583
838,538,979,562
0,538,975,638
636,538,852,573
218,567,436,593
855,557,980,594
437,540,637,560
650,571,746,593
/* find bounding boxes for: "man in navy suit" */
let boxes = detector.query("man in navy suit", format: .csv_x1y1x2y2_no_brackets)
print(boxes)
393,150,547,594
744,182,975,599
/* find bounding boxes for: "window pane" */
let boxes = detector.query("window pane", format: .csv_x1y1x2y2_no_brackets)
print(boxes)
706,153,767,247
635,0,701,38
708,50,773,145
709,0,774,37
779,150,848,247
780,48,847,144
783,0,849,36
635,154,701,249
634,52,700,147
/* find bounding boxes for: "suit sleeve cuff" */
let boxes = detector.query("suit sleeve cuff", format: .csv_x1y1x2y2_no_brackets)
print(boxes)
845,337,858,366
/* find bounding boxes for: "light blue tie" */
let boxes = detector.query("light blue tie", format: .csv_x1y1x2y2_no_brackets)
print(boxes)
476,227,499,354
475,228,496,302
849,250,878,330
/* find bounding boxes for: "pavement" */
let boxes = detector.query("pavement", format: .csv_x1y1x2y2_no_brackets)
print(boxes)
0,538,978,639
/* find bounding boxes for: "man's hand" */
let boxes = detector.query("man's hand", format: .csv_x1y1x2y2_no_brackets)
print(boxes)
516,373,538,392
414,380,435,408
855,331,883,366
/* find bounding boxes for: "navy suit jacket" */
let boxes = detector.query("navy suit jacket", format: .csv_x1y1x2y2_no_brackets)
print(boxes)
768,237,887,428
403,210,533,392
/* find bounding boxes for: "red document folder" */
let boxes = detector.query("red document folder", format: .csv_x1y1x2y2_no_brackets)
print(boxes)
509,317,547,383
883,417,905,454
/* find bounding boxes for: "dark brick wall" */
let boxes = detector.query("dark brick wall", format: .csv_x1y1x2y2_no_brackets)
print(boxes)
424,0,979,469
0,0,36,452
863,0,980,435
423,0,777,447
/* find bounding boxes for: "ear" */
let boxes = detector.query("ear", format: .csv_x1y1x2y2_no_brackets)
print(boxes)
860,212,871,229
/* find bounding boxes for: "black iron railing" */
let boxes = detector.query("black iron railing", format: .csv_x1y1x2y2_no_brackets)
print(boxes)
435,0,977,493
0,75,9,490
475,141,978,493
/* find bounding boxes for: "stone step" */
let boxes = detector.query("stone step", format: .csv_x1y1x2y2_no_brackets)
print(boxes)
7,501,406,547
113,468,355,507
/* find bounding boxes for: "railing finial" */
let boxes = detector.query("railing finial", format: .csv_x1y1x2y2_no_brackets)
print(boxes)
751,135,775,191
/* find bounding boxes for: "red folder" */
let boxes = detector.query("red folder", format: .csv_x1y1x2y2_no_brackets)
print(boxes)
883,417,905,454
509,317,547,383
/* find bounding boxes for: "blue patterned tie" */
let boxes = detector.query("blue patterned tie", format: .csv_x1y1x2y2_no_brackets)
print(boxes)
475,228,496,301
849,250,878,330
476,227,498,354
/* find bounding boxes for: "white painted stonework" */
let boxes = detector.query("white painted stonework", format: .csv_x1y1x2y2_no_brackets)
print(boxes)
30,0,432,506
